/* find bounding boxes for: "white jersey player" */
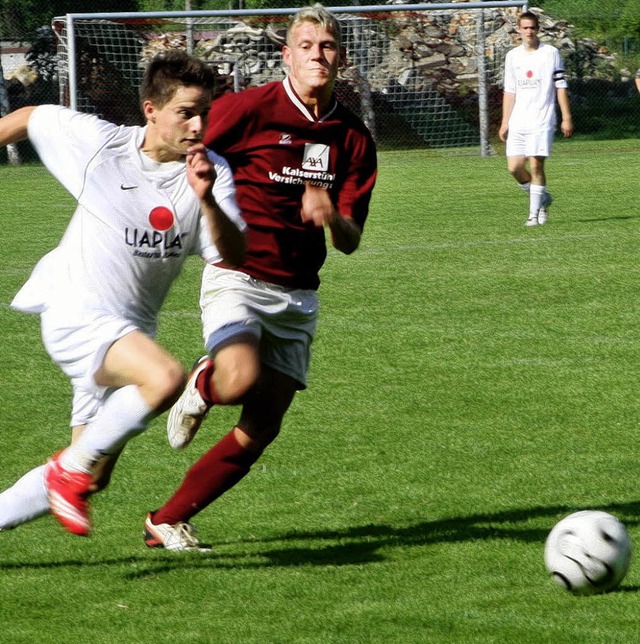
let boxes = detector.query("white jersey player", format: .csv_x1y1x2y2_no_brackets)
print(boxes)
0,51,246,538
499,11,573,227
13,105,238,333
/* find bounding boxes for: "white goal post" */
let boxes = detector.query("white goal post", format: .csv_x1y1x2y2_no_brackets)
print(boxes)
52,2,528,154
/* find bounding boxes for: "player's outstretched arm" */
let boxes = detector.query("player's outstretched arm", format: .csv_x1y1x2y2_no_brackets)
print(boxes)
187,143,246,267
0,106,37,147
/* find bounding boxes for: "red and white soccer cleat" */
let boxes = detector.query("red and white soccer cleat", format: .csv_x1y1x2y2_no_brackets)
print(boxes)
44,454,92,536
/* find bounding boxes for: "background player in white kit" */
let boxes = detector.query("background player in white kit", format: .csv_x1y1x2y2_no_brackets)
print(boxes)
0,51,246,538
499,11,573,227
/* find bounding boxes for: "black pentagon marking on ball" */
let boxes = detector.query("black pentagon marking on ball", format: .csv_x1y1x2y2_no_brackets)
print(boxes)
599,528,616,544
552,572,572,590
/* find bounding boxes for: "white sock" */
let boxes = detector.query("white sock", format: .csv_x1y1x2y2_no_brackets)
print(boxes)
0,464,49,530
518,182,531,194
530,184,546,217
61,385,154,474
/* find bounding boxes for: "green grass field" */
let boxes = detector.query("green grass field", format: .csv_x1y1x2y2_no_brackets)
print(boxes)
1,139,640,642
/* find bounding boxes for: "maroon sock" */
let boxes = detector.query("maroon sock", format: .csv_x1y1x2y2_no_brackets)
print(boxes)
196,360,223,405
152,430,260,525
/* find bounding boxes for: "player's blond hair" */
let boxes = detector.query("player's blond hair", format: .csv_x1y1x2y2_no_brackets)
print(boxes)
286,4,342,47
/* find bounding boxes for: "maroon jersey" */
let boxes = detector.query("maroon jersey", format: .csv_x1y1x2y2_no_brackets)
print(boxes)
205,78,377,289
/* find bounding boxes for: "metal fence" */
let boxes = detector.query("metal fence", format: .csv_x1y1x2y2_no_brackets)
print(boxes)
2,3,640,164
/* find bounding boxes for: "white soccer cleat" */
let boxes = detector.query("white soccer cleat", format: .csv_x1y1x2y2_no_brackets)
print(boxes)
537,192,553,225
167,356,211,449
143,513,211,551
525,214,538,227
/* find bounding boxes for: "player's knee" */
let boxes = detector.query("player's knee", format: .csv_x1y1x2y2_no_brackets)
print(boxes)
213,348,260,403
508,165,523,179
214,361,259,403
212,351,260,404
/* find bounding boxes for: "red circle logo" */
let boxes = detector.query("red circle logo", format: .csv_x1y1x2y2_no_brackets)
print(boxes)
149,206,174,231
526,70,533,78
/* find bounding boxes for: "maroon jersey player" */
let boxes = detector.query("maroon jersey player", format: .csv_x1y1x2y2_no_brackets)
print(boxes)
205,76,377,289
144,3,377,552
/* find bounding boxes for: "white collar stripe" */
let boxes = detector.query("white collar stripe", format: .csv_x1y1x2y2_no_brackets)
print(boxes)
283,76,337,123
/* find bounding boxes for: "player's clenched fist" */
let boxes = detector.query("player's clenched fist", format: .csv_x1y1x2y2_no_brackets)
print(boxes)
301,182,334,227
187,143,217,198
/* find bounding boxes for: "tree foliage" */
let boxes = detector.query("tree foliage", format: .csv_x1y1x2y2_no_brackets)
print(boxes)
539,0,640,41
3,0,640,52
0,0,138,37
136,0,220,11
619,2,640,41
3,0,633,41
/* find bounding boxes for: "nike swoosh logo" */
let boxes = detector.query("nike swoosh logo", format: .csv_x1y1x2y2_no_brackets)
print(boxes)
121,184,138,190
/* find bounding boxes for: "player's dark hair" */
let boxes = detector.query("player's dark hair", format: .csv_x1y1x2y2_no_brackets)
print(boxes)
140,50,215,109
517,11,539,28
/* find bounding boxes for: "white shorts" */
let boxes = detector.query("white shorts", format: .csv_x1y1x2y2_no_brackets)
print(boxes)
506,127,555,158
40,304,139,426
200,265,318,389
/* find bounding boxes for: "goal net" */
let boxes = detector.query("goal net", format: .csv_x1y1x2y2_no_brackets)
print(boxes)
52,3,527,153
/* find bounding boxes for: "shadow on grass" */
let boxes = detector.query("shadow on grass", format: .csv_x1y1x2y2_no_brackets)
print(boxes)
2,500,640,583
575,215,640,223
230,499,640,570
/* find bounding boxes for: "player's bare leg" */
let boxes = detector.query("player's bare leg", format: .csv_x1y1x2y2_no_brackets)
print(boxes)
530,156,551,224
167,340,259,449
149,367,297,550
46,332,184,536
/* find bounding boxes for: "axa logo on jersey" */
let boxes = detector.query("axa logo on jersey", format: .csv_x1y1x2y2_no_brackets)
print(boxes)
302,143,329,172
268,143,335,189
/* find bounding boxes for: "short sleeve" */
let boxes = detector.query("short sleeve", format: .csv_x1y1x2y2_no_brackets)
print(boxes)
199,149,246,264
27,106,119,198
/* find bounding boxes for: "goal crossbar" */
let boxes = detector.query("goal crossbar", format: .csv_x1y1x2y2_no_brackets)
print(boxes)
55,2,529,153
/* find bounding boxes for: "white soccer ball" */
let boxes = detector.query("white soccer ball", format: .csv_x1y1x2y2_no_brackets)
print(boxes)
544,510,632,595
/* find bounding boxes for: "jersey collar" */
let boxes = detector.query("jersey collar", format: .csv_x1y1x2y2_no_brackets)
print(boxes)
283,76,338,123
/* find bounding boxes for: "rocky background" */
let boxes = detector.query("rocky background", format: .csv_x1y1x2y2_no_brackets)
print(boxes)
3,4,637,154
136,6,625,145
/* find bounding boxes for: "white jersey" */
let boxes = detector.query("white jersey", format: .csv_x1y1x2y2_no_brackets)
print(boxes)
503,43,568,133
11,105,244,334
